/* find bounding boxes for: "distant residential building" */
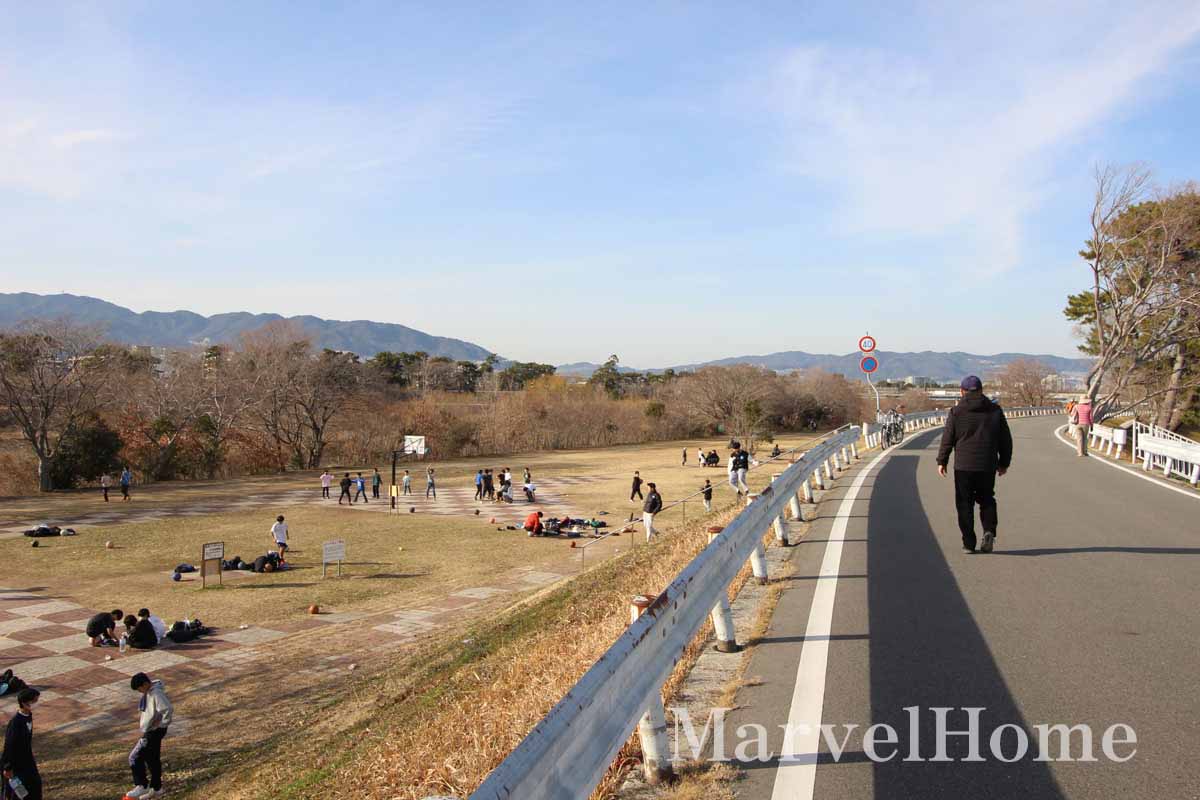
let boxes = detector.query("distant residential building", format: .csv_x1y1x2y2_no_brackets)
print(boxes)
904,375,934,387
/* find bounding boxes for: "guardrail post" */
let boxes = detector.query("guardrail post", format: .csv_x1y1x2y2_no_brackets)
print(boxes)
707,531,741,652
629,596,675,785
850,442,859,460
801,479,814,504
788,491,803,522
833,451,843,472
745,494,769,582
814,467,826,491
1191,463,1200,486
823,459,834,481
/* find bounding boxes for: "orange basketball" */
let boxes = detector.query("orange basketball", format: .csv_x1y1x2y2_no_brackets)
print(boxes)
308,604,320,615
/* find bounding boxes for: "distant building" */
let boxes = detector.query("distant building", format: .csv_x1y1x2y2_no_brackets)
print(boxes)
905,375,934,387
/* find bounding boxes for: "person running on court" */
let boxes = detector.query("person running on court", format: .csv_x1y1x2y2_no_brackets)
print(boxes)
271,515,289,561
338,473,353,505
372,468,382,498
2,687,42,800
426,468,437,499
630,471,643,501
354,472,368,503
100,472,112,502
402,470,412,495
120,467,132,501
320,470,332,499
125,672,172,799
936,375,1013,554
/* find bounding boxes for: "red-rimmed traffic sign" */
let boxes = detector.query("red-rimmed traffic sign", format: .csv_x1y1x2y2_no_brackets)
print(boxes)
858,335,876,353
860,355,878,374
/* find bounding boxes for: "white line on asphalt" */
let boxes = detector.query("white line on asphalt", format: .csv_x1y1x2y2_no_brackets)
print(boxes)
1053,425,1200,503
770,445,893,800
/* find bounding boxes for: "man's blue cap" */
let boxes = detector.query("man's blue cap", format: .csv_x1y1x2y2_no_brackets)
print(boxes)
961,375,983,391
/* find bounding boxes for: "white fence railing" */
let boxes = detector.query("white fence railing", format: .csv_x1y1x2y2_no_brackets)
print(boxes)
1087,423,1129,459
452,407,1060,800
1132,422,1200,486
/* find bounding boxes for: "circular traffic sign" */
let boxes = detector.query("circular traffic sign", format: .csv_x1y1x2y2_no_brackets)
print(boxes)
858,335,876,353
860,355,878,374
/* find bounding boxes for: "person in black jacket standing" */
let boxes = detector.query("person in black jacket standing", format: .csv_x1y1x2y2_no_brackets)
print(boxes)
936,376,1013,554
630,471,643,501
2,688,42,800
642,482,663,541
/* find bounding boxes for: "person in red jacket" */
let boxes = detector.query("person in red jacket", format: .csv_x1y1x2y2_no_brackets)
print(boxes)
523,511,544,536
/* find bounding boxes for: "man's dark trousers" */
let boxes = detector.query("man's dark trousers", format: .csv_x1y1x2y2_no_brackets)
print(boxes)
953,470,997,550
131,727,167,791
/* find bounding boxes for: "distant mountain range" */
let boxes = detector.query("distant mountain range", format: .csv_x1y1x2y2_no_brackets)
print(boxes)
0,293,492,361
560,350,1092,381
1,293,1090,380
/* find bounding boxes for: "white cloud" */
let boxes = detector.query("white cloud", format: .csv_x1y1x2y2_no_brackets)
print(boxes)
757,1,1200,275
51,128,122,148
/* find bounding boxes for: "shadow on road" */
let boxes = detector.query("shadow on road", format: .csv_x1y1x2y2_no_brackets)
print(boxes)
992,546,1200,556
865,445,1066,800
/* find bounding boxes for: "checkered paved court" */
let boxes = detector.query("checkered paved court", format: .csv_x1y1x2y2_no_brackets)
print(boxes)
0,556,582,738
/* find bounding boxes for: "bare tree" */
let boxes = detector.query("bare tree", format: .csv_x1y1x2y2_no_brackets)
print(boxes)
0,322,114,490
195,345,262,478
1070,165,1200,417
994,359,1053,407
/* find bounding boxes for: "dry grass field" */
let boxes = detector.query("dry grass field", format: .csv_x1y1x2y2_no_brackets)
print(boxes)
2,430,830,800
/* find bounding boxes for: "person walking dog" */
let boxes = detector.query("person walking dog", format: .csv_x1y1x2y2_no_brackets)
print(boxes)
1070,396,1094,457
936,375,1013,554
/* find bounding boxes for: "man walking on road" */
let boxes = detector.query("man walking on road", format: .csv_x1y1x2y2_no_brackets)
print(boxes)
642,482,662,542
936,375,1013,554
1070,395,1093,457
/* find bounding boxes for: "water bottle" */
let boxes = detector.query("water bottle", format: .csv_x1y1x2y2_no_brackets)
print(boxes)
9,775,30,799
119,634,127,654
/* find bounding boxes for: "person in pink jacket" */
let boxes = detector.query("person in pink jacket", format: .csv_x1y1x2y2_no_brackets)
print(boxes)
1070,396,1094,456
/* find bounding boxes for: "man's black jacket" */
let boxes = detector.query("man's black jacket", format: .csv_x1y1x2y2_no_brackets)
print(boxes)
936,393,1013,472
2,710,36,776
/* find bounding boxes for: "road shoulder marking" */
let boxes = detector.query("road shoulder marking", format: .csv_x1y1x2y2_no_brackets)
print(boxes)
770,445,892,800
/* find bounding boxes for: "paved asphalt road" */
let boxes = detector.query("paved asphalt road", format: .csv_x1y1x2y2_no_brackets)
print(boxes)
723,416,1199,800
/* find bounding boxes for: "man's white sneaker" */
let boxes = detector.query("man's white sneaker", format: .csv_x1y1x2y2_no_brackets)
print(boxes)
981,532,995,553
126,787,149,800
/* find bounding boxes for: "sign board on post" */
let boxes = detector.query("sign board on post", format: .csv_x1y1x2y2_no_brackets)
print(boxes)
201,541,224,588
322,539,346,578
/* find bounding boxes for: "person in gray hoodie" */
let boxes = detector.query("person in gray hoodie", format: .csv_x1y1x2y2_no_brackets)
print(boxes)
125,672,173,799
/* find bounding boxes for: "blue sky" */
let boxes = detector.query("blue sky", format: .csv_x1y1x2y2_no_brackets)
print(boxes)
4,1,1200,366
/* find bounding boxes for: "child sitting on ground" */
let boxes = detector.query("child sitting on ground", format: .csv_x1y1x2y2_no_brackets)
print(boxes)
123,614,159,650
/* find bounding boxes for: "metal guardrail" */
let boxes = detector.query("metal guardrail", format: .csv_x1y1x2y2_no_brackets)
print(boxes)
1132,422,1200,486
466,426,863,800
440,406,1062,800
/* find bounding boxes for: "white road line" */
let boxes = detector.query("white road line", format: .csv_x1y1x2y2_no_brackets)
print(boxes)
770,445,892,800
1053,425,1200,503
